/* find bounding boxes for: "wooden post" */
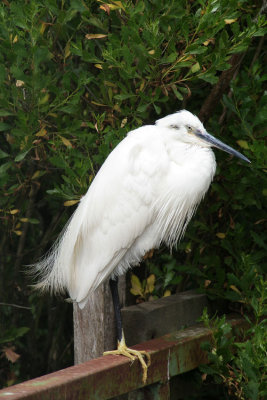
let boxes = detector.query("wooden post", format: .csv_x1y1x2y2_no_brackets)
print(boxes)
73,276,126,364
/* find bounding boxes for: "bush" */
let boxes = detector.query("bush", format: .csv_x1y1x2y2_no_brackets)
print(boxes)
0,0,265,393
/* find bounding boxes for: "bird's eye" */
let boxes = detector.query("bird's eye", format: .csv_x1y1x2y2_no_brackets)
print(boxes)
170,124,179,129
187,126,193,132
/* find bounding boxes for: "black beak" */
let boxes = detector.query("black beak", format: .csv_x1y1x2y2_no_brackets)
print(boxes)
196,130,251,163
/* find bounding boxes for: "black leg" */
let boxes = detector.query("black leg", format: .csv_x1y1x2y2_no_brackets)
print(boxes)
106,277,150,383
109,276,123,342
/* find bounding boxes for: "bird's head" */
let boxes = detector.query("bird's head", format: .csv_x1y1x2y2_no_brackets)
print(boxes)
156,110,250,163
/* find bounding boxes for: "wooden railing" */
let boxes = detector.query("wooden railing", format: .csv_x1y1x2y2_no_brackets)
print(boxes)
0,315,246,400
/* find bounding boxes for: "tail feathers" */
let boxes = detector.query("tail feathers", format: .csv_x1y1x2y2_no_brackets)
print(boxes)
32,198,87,297
32,243,66,295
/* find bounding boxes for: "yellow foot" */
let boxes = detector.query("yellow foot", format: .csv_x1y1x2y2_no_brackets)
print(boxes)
103,334,151,383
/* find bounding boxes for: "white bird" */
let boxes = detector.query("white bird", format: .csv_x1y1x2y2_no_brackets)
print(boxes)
35,110,250,382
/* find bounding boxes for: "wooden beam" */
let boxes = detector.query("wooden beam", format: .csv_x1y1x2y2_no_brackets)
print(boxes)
0,315,246,400
122,290,210,346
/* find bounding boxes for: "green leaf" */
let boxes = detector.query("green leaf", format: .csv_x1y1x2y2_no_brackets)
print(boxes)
191,62,201,73
171,85,183,101
46,188,62,195
250,231,267,250
0,161,12,178
114,94,136,101
0,110,14,116
0,327,30,344
15,149,31,162
161,52,177,63
200,73,218,84
137,104,149,113
153,103,161,114
187,46,207,55
253,28,266,37
59,105,79,114
0,65,6,82
70,0,87,12
0,149,9,159
28,218,40,224
0,122,11,131
223,94,236,113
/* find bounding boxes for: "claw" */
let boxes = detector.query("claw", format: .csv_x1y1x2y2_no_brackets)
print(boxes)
103,333,150,383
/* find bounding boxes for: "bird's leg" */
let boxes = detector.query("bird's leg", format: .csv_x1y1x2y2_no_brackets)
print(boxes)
109,276,123,342
103,276,151,383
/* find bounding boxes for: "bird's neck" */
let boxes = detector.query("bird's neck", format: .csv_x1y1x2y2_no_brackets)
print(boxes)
164,138,214,167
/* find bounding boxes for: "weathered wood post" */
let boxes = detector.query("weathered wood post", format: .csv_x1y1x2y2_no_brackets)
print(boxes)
73,276,126,364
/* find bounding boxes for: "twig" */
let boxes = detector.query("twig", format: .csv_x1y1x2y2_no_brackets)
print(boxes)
15,182,40,272
0,302,31,310
198,53,245,123
199,0,266,124
249,35,265,72
254,0,267,21
218,57,243,126
219,34,265,125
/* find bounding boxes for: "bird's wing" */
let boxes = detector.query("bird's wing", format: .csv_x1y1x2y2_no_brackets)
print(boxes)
49,127,168,305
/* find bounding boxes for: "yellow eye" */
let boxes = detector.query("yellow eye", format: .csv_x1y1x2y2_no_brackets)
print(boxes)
187,125,193,132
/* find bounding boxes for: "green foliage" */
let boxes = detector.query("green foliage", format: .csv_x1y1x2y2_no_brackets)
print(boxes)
1,326,30,345
199,298,266,399
0,0,266,392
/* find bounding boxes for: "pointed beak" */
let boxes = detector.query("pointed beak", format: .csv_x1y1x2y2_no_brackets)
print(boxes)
195,130,251,163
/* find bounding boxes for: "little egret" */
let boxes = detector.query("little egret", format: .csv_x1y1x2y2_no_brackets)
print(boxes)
35,110,250,382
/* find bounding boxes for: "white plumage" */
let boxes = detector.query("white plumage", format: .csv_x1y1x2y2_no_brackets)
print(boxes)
35,110,249,308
